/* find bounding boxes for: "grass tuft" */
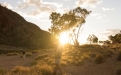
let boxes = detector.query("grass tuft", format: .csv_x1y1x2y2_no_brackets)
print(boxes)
117,52,121,61
95,54,106,64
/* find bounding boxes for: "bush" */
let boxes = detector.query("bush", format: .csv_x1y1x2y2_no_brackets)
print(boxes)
0,68,7,75
26,52,32,56
117,68,121,75
30,60,38,66
30,64,53,75
11,66,30,74
35,54,48,60
117,52,121,61
13,52,19,56
32,50,39,54
95,54,106,64
90,53,96,58
61,61,67,66
104,50,114,57
6,53,13,56
39,64,53,75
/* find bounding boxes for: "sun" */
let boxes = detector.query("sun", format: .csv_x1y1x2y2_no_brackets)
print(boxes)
59,32,68,44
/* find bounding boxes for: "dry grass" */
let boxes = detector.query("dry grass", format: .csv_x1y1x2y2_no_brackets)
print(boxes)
0,68,7,75
35,54,48,60
6,53,13,56
26,52,32,56
95,54,106,64
117,68,121,75
117,51,121,61
11,66,30,74
32,50,39,54
1,44,121,75
6,52,19,56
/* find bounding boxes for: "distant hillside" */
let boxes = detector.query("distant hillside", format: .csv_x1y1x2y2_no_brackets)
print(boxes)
0,5,53,49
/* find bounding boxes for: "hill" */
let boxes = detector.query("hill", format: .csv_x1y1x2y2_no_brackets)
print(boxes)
0,5,53,49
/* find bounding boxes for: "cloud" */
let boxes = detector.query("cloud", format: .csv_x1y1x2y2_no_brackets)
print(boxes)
1,2,13,9
15,0,68,19
64,0,71,1
76,0,102,8
17,11,50,20
102,7,115,11
103,29,120,36
17,0,63,14
91,13,106,19
92,29,120,40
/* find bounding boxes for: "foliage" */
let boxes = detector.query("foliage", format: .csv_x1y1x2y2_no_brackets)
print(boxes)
32,50,39,54
49,7,91,45
13,52,19,55
95,54,106,64
37,64,53,75
0,68,7,75
11,66,30,74
117,52,121,61
10,64,53,75
26,52,32,56
6,53,13,56
117,68,121,75
35,54,48,60
87,34,98,44
108,31,121,44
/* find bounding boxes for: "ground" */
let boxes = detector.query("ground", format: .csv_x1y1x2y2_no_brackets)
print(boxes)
0,44,121,75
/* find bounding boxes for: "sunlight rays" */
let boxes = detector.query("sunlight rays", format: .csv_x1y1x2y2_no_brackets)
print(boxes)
59,32,69,45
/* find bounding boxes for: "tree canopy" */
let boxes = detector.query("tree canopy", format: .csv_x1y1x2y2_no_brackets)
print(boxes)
108,31,121,44
49,7,91,45
87,34,98,44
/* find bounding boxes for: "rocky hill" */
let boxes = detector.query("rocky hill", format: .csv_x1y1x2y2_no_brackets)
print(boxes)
0,5,53,49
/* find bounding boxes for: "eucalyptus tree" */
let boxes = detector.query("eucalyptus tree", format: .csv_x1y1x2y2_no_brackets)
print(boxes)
71,7,91,45
49,12,61,37
49,7,91,46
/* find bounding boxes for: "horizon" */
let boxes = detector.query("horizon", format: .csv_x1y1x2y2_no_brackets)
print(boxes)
0,0,121,44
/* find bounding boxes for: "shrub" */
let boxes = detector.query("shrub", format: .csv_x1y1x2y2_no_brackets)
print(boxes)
30,65,43,75
26,52,32,56
30,64,53,75
35,54,48,60
117,52,121,61
117,68,121,75
11,66,30,74
47,59,54,65
30,60,38,66
32,50,39,54
39,64,53,75
90,53,96,58
6,53,13,56
13,52,19,56
104,50,114,57
0,68,7,75
61,61,67,66
95,54,106,64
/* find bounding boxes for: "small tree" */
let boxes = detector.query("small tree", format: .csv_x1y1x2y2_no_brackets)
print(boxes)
87,34,98,44
92,34,98,44
87,34,93,44
108,31,121,44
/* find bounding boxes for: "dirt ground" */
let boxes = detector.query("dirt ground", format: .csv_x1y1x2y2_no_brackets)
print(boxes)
63,53,121,75
0,44,121,75
0,52,121,75
0,53,37,70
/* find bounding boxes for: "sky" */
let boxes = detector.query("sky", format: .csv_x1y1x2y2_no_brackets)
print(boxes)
0,0,121,44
